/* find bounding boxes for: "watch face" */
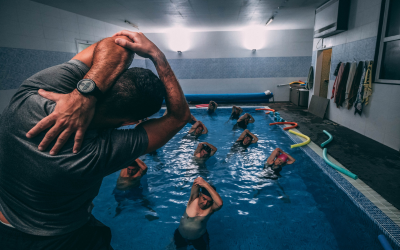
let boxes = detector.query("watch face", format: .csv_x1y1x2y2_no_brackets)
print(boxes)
77,79,95,94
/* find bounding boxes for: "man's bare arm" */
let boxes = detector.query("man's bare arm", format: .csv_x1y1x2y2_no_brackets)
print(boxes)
267,148,280,165
27,36,134,155
188,181,200,204
195,177,223,212
204,142,217,156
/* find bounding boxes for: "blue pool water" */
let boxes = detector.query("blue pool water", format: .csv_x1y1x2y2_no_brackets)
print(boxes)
92,108,397,250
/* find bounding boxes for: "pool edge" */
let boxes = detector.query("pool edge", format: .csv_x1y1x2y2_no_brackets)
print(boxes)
264,106,400,247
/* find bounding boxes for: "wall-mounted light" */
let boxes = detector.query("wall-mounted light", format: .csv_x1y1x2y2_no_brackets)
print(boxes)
252,49,256,53
265,17,274,26
177,51,182,54
168,27,191,52
243,26,265,50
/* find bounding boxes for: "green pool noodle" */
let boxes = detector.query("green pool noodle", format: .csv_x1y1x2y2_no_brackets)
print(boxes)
321,130,333,148
323,148,358,180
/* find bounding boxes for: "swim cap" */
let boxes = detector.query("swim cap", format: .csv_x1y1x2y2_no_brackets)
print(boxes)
277,154,288,162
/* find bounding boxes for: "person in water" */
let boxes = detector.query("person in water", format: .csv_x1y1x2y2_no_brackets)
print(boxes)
207,101,218,114
186,121,208,139
235,113,255,129
193,142,217,159
262,148,296,179
236,129,258,147
113,159,156,218
115,159,147,190
174,177,223,250
230,105,243,119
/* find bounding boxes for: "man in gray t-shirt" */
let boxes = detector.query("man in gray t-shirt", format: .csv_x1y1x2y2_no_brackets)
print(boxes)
0,32,190,249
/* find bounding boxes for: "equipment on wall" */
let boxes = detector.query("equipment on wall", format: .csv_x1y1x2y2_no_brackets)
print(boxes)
314,0,350,38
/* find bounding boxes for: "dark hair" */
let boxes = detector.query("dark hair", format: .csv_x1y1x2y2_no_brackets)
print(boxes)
98,67,165,121
202,144,212,154
200,185,216,199
244,134,253,140
130,161,139,167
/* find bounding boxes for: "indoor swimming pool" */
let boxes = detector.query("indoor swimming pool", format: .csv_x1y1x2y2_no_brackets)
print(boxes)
92,108,399,250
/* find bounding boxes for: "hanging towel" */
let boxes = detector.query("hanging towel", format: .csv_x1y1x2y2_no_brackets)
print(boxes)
333,62,342,76
362,61,373,106
354,61,369,115
344,62,357,107
306,66,314,90
336,63,350,107
331,62,344,99
347,61,364,109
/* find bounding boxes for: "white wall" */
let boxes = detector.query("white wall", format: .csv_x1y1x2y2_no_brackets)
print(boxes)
309,0,400,150
0,0,314,113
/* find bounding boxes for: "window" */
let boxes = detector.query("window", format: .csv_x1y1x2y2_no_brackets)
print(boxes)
376,0,400,84
75,39,94,53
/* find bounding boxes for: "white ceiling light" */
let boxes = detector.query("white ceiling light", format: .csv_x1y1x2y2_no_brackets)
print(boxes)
265,17,274,26
243,26,265,50
168,27,191,52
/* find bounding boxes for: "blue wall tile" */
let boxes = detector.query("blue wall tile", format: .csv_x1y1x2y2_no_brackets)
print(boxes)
329,37,377,80
145,56,312,79
1,46,311,90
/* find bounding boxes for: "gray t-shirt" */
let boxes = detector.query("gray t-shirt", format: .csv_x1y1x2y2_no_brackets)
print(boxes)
0,60,148,236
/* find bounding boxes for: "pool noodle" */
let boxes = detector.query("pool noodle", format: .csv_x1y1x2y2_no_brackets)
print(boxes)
255,108,275,112
270,122,298,130
288,130,310,148
378,235,393,250
323,148,358,180
195,104,209,108
321,130,333,147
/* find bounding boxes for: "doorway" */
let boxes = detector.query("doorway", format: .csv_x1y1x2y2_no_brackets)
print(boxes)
314,48,332,99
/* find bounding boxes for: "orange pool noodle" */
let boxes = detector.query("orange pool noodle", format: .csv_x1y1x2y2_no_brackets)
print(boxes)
195,104,209,108
269,122,298,130
255,108,275,112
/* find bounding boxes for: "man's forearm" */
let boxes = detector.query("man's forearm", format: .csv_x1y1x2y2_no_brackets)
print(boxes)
151,52,190,121
84,37,134,93
203,183,223,206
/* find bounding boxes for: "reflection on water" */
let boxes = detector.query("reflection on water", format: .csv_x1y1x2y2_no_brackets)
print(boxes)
92,109,388,250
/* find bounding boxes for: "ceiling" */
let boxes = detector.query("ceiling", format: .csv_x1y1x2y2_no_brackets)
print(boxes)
33,0,328,33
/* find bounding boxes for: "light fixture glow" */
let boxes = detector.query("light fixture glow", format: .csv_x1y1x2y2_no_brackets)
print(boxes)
168,27,191,52
265,17,274,26
243,26,265,50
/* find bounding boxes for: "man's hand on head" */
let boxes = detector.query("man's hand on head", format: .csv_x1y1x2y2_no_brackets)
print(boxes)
112,31,162,60
26,89,96,155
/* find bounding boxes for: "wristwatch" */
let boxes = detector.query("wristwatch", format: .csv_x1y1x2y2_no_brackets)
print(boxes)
76,79,103,100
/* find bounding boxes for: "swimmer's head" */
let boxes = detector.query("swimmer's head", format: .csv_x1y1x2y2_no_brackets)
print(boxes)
95,68,166,128
127,161,140,177
242,134,253,146
195,125,204,135
200,144,212,158
199,185,216,210
273,154,288,166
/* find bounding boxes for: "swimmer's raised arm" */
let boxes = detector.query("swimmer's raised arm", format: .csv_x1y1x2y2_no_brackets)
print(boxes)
280,150,296,165
237,130,249,141
202,142,217,156
189,121,202,133
248,114,255,123
201,122,208,134
195,177,223,212
188,179,201,205
135,159,148,175
266,148,280,165
245,130,258,143
27,36,135,155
